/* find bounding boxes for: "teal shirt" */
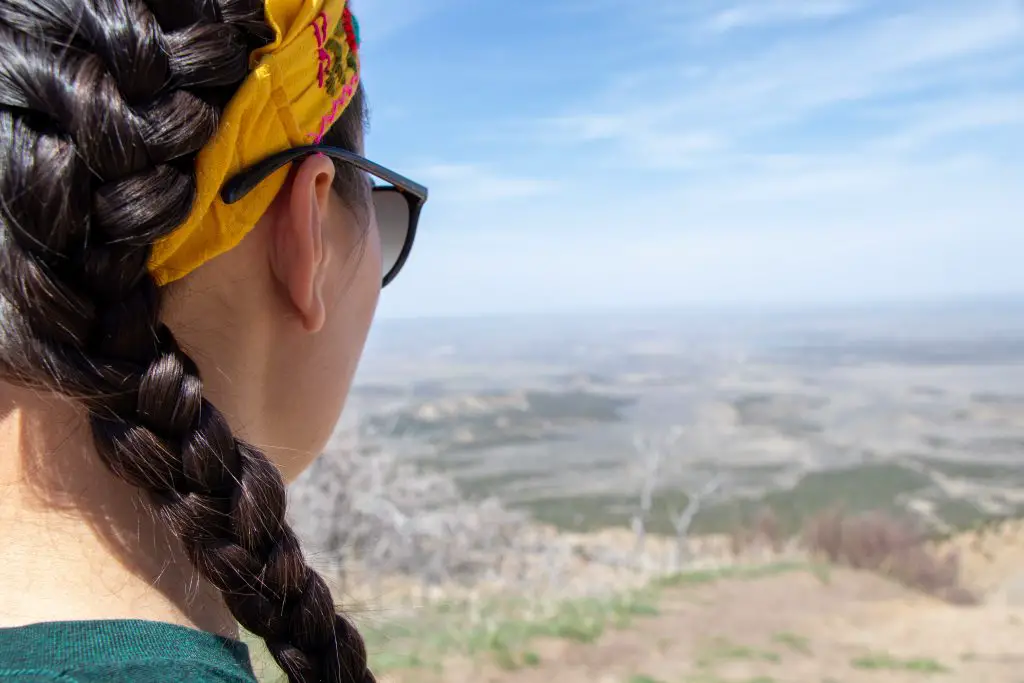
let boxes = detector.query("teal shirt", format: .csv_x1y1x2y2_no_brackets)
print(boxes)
0,620,257,682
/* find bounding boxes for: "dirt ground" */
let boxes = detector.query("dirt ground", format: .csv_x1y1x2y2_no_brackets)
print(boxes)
380,561,1024,683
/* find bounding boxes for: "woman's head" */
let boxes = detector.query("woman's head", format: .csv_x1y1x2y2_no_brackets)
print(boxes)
0,0,412,681
163,89,381,480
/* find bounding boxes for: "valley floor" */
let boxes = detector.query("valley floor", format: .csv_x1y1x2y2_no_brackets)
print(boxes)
382,565,1024,683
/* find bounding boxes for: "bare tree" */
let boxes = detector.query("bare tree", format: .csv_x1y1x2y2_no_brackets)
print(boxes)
667,471,724,571
289,408,528,590
630,426,684,558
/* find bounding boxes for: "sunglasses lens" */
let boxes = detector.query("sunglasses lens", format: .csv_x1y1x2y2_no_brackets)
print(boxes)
373,187,410,282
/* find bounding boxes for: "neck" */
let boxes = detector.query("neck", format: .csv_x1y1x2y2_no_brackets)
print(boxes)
0,384,236,637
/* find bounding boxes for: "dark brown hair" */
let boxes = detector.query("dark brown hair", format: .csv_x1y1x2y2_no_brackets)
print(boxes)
0,1,372,681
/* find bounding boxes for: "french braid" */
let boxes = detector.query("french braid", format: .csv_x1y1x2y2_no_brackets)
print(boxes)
0,1,373,681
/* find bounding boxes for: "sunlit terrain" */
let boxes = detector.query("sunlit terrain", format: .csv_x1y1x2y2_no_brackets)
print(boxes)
259,298,1024,682
351,299,1024,536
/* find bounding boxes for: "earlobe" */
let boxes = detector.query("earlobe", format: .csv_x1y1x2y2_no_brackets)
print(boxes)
269,154,335,333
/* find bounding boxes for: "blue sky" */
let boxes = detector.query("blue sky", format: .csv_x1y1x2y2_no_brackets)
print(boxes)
354,0,1024,319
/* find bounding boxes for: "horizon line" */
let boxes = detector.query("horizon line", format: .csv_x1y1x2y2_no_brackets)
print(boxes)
373,291,1024,324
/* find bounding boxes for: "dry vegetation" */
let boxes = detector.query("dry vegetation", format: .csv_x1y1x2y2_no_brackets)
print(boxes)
799,507,978,604
286,421,987,608
727,505,978,605
261,421,1014,683
288,428,527,590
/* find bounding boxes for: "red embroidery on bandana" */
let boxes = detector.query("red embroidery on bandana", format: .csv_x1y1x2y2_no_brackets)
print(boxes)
312,12,331,89
308,73,359,143
307,8,359,144
342,6,358,54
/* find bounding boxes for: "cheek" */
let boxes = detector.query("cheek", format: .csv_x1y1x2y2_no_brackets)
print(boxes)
329,191,382,311
333,219,382,343
275,203,383,478
312,209,382,432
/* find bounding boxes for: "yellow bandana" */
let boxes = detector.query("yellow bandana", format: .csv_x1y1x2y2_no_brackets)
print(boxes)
148,0,361,286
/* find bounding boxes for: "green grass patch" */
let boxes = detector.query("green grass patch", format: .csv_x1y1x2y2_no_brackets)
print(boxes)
353,585,662,674
654,561,810,588
522,650,541,667
772,631,812,654
682,675,726,683
683,674,778,683
628,675,667,683
366,650,427,672
492,641,520,670
851,652,950,673
697,637,781,668
244,562,819,681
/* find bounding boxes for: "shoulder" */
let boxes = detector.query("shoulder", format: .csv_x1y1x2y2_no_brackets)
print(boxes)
71,661,257,683
0,672,77,683
0,620,257,683
0,662,256,682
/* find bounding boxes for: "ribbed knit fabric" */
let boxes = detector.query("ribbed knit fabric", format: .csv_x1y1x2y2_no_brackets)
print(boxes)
0,620,257,682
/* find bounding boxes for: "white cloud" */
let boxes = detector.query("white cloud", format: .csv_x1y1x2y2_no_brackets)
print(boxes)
704,0,866,33
373,0,1024,316
868,95,1024,152
531,1,1023,173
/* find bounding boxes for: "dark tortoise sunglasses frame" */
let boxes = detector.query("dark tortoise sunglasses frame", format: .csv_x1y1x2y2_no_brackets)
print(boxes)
222,144,428,288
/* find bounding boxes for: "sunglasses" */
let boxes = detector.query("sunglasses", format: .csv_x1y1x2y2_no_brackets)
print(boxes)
222,145,428,288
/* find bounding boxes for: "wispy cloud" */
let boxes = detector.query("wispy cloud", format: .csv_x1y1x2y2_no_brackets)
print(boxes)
366,0,1024,317
542,1,1023,171
703,0,866,33
868,94,1024,152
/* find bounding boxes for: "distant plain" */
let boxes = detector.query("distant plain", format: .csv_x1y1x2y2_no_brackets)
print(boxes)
346,298,1024,536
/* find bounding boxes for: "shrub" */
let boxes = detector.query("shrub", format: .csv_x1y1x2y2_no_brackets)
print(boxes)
801,507,978,605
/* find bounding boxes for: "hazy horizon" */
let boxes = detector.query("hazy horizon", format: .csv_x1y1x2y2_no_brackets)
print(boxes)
345,289,1024,546
370,291,1024,322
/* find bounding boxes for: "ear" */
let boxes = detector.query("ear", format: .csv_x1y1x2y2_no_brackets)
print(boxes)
270,153,336,333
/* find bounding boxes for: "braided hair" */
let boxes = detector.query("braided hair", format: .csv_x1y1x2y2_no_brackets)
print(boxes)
0,1,374,681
